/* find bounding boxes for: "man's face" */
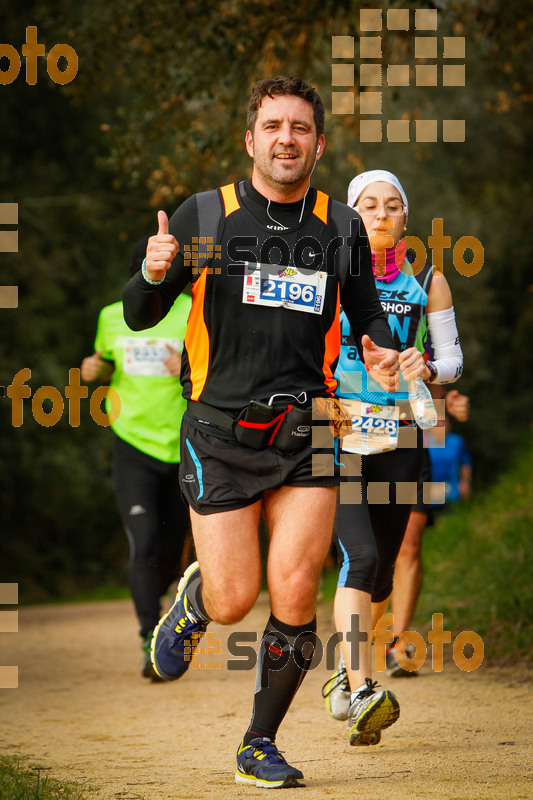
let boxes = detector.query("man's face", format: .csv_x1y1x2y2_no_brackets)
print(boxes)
245,94,324,196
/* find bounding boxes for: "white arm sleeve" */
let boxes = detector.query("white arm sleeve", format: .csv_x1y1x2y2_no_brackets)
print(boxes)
426,306,463,384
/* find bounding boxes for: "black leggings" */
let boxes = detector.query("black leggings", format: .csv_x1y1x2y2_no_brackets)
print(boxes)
112,434,191,639
335,425,424,602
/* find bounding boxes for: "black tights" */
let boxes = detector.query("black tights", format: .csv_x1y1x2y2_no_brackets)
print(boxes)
335,426,424,602
112,434,190,639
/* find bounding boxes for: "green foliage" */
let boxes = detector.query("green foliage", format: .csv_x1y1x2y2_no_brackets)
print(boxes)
414,431,533,659
322,434,533,660
0,757,93,800
1,0,532,603
0,16,134,601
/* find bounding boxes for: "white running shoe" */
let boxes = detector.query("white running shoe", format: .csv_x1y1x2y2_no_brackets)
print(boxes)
321,650,351,721
348,678,400,746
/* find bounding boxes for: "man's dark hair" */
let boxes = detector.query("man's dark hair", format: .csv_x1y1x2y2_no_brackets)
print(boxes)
247,76,325,138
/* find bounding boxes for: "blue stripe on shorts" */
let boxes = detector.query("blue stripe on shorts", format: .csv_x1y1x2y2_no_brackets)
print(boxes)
337,536,350,588
186,438,204,500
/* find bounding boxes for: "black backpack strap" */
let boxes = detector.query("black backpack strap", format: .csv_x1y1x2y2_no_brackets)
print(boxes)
329,199,363,288
194,188,225,273
413,260,433,294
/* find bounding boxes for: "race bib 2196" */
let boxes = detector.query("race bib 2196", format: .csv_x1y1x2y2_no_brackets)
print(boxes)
242,262,327,315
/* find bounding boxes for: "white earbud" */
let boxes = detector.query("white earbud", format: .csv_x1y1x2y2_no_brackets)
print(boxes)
316,146,321,154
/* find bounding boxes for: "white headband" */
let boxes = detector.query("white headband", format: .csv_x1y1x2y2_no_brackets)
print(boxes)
347,169,409,220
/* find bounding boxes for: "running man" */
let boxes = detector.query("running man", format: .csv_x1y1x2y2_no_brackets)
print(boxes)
123,76,398,788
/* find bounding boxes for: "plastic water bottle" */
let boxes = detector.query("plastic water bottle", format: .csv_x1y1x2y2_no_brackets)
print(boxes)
408,377,438,429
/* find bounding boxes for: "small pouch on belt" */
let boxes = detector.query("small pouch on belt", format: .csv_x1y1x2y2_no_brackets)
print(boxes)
271,405,313,453
234,400,276,450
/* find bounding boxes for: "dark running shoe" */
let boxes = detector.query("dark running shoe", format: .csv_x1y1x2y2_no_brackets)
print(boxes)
348,678,400,746
141,631,164,682
235,737,305,789
386,638,419,677
151,561,208,681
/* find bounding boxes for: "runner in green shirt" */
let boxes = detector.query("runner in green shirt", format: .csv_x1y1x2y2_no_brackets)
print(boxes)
81,239,192,680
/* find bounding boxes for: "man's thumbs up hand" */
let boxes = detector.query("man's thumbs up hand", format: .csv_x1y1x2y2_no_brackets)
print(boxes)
157,210,169,235
143,210,179,283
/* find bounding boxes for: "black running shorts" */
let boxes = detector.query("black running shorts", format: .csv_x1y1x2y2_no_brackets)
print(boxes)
179,413,338,515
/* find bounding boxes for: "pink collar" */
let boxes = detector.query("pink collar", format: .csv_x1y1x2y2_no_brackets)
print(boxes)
372,239,407,282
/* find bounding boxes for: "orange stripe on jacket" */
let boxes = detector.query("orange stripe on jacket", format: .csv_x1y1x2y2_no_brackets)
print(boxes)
312,190,329,225
322,285,341,394
185,184,238,400
220,183,240,217
185,268,210,401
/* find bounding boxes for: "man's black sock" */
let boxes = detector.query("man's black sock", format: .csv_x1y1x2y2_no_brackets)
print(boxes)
184,568,210,621
243,613,317,745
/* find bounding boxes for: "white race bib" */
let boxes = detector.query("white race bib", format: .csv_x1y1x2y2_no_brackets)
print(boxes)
242,262,327,315
121,337,182,377
340,397,399,455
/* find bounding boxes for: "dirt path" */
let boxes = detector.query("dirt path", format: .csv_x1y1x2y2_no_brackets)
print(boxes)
0,596,531,799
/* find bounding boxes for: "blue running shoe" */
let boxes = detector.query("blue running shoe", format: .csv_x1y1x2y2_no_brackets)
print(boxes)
141,631,164,682
235,737,305,789
151,561,208,681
